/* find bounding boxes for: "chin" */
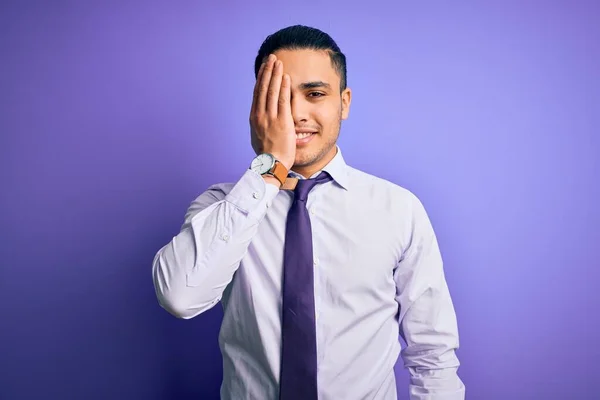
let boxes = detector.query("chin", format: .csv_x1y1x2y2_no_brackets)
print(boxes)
294,140,335,168
293,149,315,167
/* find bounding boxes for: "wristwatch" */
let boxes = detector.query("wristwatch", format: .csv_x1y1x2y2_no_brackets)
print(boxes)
250,153,288,186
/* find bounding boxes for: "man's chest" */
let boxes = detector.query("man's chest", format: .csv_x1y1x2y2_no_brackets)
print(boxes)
238,194,405,300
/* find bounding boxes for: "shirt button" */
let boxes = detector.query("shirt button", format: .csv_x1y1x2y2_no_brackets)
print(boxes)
310,207,316,215
252,192,260,199
313,258,319,266
221,233,230,242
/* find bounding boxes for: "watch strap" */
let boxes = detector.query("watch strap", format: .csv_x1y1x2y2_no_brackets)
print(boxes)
267,160,288,186
281,177,298,191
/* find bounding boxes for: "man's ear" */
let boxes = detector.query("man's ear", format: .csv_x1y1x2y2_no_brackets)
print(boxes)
341,87,352,120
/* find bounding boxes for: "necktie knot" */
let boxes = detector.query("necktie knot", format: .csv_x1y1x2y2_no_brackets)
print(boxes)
293,171,332,202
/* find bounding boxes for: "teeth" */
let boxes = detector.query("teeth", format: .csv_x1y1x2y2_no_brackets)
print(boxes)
296,132,313,139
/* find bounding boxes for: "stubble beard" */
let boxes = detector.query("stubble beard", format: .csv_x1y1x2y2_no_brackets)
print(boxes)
294,115,342,169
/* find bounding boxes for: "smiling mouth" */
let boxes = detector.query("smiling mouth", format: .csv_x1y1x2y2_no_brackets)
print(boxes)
295,132,316,145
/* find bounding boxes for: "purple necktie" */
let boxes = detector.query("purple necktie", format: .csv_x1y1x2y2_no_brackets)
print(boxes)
279,171,332,400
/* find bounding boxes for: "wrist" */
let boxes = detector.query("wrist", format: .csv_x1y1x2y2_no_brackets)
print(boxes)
280,160,294,171
250,153,289,188
265,152,293,171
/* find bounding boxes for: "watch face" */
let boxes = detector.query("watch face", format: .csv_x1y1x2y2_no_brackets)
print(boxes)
250,153,275,174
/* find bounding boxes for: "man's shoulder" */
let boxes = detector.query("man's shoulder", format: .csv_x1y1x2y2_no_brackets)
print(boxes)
346,165,419,204
345,166,431,230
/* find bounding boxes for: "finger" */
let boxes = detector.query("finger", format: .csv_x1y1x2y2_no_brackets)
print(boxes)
267,60,283,117
250,60,267,116
278,73,291,117
257,55,276,115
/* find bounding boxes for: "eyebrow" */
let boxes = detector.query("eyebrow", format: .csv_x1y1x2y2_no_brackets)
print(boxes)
298,81,332,90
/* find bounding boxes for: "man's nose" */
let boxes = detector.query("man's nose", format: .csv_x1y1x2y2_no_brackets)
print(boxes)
291,97,309,123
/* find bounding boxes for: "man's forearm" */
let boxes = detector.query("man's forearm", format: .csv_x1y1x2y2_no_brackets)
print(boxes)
152,169,279,319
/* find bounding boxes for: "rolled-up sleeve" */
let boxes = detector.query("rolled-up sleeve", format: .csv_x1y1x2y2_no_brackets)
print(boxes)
393,193,466,400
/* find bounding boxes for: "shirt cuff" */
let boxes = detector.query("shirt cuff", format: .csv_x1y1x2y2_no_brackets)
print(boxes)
225,169,280,221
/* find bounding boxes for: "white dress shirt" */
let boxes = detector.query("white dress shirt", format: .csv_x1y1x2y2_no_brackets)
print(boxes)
152,146,465,400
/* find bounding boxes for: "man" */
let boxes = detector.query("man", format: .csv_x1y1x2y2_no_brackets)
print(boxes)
152,25,465,400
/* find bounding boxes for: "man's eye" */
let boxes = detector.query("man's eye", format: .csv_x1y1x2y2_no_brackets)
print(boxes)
308,92,325,98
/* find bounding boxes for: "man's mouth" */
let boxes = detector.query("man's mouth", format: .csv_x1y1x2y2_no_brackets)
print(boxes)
295,132,316,145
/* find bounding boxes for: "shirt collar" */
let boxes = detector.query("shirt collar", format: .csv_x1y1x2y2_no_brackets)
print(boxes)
287,145,350,191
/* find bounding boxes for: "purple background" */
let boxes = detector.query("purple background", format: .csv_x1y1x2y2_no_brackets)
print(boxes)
1,1,599,399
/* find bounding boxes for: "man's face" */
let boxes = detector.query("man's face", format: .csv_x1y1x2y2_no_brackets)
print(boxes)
273,49,352,170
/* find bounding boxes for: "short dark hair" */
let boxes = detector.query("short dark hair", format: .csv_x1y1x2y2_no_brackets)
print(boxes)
254,25,347,92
